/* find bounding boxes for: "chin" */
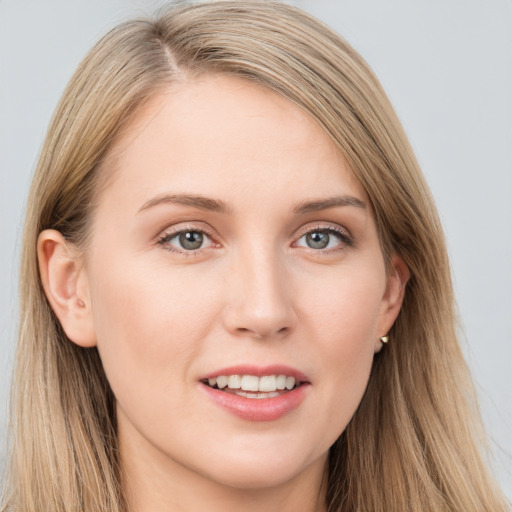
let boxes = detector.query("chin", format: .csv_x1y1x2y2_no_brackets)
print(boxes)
189,441,327,491
202,460,316,491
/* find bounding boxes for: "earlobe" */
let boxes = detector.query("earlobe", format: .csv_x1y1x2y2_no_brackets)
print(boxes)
374,254,410,353
37,229,97,347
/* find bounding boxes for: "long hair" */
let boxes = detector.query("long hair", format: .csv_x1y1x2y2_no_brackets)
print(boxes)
2,1,508,510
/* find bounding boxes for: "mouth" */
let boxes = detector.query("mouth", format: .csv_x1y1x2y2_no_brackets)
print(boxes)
199,366,310,421
201,374,302,399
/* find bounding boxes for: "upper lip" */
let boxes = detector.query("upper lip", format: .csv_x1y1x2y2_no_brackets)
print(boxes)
200,364,310,383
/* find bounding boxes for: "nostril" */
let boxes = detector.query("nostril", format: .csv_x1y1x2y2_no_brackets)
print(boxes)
236,327,257,337
235,325,289,339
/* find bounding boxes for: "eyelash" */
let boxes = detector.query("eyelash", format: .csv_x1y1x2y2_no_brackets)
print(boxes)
157,225,218,256
156,224,354,256
294,225,354,252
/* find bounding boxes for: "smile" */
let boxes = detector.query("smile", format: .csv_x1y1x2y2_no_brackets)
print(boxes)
199,366,309,421
203,374,299,399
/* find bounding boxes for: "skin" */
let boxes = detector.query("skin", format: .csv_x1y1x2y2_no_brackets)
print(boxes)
38,75,408,512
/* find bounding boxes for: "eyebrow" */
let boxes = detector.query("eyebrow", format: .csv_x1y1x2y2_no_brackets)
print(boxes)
138,193,366,215
138,194,231,214
292,195,366,214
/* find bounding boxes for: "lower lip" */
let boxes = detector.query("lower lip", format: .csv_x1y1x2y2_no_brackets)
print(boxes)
200,383,309,422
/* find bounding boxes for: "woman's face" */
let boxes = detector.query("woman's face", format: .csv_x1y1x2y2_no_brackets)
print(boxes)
63,75,405,490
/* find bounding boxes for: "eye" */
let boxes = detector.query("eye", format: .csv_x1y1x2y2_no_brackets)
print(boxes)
295,227,352,251
158,229,215,252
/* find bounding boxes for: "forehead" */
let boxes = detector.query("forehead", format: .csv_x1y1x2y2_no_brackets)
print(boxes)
97,74,367,213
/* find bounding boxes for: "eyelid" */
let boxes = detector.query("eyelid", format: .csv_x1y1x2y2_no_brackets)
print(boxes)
293,223,354,250
156,223,220,254
155,221,353,255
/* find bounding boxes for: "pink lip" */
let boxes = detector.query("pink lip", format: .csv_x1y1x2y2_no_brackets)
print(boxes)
200,383,309,421
198,364,310,422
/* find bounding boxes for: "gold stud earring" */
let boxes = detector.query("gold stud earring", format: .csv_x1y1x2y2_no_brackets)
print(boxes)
380,335,389,344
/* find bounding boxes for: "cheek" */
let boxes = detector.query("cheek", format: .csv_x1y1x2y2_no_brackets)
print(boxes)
87,256,223,404
302,260,384,345
300,263,384,439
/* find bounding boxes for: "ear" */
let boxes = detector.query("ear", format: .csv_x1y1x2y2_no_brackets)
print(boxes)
374,253,410,353
37,229,97,347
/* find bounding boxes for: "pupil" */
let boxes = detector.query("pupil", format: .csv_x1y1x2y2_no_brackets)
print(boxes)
306,231,329,249
179,231,203,250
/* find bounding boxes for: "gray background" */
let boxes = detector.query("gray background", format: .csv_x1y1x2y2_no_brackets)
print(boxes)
1,0,510,500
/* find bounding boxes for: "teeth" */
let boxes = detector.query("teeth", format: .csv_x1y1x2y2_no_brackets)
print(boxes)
206,374,299,392
228,375,241,389
258,375,276,392
276,375,286,390
216,375,228,389
285,376,295,390
236,390,281,399
241,375,259,392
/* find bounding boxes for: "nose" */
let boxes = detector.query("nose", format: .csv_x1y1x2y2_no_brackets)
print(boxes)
222,244,297,340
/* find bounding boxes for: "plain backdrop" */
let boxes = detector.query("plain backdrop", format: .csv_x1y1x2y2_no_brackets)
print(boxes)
1,0,510,500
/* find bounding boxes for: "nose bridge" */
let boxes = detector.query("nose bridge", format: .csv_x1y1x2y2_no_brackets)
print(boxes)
223,238,296,338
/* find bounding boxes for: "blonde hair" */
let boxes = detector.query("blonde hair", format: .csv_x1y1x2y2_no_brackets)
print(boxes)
2,1,508,511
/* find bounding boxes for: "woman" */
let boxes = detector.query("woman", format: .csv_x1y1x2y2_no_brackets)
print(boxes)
1,1,508,511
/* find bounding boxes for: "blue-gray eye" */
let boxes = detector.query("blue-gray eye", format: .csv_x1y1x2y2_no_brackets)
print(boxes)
296,228,347,250
306,231,329,249
178,231,204,250
159,230,212,251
